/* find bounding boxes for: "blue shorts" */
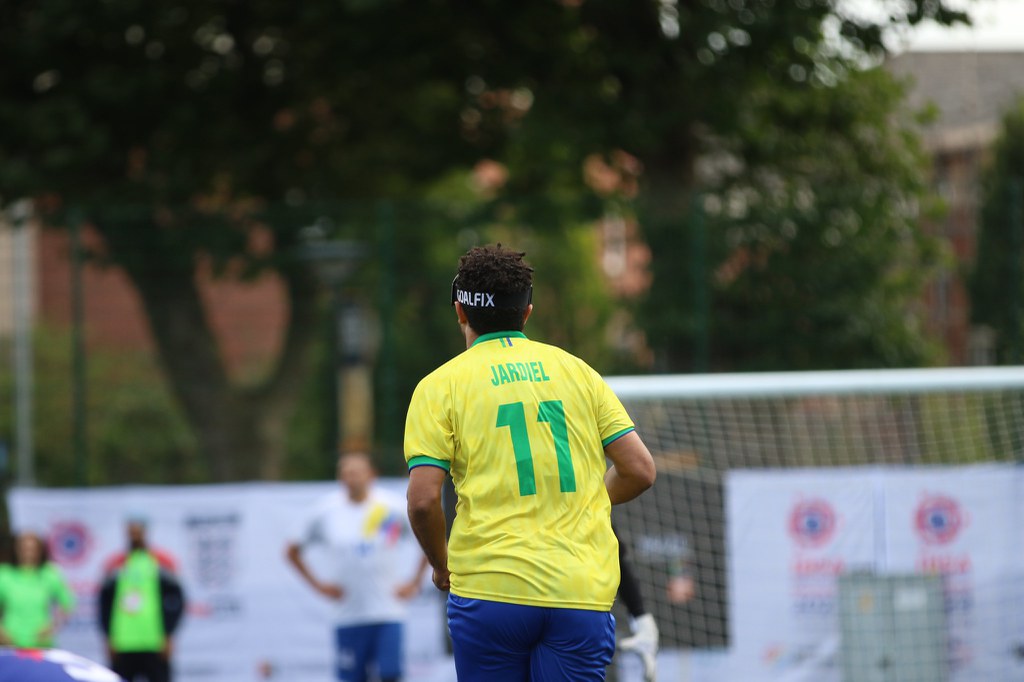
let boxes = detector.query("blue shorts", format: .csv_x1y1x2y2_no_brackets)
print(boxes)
447,594,615,682
334,622,403,682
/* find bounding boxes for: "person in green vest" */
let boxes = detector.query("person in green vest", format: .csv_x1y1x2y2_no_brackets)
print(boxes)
98,517,185,682
0,530,75,648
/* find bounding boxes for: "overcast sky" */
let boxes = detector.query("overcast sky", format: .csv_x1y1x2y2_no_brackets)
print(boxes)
846,0,1024,52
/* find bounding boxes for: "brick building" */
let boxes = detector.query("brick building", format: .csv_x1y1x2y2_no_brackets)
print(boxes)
887,51,1024,364
0,220,288,379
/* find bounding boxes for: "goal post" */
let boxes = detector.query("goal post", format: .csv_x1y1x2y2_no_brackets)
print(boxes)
606,366,1024,680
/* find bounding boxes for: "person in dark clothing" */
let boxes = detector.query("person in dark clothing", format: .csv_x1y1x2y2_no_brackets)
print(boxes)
98,518,185,682
616,529,660,682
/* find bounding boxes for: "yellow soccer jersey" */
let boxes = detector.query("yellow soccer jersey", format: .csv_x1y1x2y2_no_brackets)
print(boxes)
404,331,636,611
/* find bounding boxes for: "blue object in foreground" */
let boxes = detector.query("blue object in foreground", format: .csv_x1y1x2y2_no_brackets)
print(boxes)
0,648,122,682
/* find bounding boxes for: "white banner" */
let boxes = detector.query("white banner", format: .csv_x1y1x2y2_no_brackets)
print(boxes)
726,469,878,682
8,480,455,682
880,465,1023,681
18,465,1024,682
727,464,1024,682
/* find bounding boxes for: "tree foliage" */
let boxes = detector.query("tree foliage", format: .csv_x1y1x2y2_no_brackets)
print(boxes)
479,0,966,370
971,97,1024,364
0,0,490,480
0,327,201,487
639,67,949,370
0,0,970,480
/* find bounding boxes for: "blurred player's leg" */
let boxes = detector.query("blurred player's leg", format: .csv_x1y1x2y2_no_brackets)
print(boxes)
334,625,374,682
616,534,659,682
141,654,170,682
618,613,659,682
110,653,141,681
372,622,403,682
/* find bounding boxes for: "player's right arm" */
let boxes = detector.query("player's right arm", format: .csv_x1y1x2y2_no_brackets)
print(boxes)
406,464,451,592
404,372,454,591
284,514,344,601
284,542,343,600
604,430,657,504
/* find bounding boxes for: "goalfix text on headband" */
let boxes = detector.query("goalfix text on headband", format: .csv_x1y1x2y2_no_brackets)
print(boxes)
451,275,533,309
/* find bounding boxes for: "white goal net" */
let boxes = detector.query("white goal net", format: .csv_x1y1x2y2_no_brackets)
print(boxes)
607,366,1024,682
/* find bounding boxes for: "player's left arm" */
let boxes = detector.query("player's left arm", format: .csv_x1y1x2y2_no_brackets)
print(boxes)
406,464,450,591
39,565,75,640
593,369,656,504
51,563,76,610
604,430,657,504
394,554,431,600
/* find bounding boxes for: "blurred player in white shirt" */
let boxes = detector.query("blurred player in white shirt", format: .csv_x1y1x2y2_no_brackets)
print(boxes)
285,453,428,682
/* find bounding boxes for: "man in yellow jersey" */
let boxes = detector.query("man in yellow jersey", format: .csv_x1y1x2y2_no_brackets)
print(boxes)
405,244,657,681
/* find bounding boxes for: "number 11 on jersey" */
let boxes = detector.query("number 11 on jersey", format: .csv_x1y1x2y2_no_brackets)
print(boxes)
496,400,577,496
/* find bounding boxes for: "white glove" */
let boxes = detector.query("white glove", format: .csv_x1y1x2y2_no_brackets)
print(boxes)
618,612,658,682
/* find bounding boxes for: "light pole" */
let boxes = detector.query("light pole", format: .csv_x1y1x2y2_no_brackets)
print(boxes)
335,297,376,453
297,222,371,456
9,200,34,487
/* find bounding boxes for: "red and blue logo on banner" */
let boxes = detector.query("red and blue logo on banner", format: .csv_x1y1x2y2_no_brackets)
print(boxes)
915,494,963,545
788,498,837,548
47,521,93,567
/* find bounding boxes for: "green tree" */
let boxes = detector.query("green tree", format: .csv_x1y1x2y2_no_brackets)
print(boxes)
0,0,629,481
0,327,201,486
971,97,1024,364
0,0,970,481
639,67,948,370
0,0,485,479
475,0,966,370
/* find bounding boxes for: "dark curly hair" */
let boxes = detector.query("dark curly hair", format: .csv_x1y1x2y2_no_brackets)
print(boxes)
455,244,533,334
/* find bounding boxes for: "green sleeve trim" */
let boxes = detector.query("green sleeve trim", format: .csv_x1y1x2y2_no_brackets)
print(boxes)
472,330,528,347
602,427,635,448
408,455,451,471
